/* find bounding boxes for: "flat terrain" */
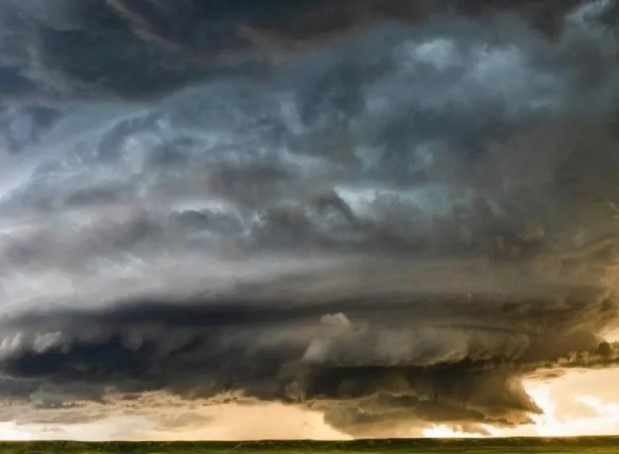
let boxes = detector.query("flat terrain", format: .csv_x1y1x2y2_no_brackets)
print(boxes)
1,438,618,454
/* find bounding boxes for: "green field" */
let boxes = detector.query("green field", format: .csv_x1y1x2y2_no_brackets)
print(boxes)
1,438,618,454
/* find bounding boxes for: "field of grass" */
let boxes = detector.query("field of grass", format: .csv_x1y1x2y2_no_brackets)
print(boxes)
1,438,618,454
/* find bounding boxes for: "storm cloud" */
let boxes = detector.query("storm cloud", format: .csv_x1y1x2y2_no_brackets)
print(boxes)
0,0,618,438
0,0,608,100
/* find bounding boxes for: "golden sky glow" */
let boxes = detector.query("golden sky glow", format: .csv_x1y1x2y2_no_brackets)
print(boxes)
422,367,619,439
1,366,617,441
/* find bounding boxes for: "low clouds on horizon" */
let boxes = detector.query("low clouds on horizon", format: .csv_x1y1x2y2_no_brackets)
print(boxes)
0,0,619,438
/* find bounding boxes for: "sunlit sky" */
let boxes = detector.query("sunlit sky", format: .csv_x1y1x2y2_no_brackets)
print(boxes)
1,366,618,441
425,367,619,439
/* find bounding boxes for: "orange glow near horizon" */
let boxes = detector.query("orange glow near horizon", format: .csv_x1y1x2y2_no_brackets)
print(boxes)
518,369,619,437
422,368,619,439
1,368,618,441
0,423,34,441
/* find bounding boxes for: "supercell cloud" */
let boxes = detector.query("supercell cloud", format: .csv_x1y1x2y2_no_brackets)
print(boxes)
0,0,619,438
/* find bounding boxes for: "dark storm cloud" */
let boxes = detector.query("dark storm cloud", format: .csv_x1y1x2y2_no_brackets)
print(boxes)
0,271,616,434
0,0,619,438
0,0,603,101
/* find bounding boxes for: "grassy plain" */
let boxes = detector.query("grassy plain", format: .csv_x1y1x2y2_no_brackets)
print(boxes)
0,438,618,454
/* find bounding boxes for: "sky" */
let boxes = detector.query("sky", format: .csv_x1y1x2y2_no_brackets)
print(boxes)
0,0,619,441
